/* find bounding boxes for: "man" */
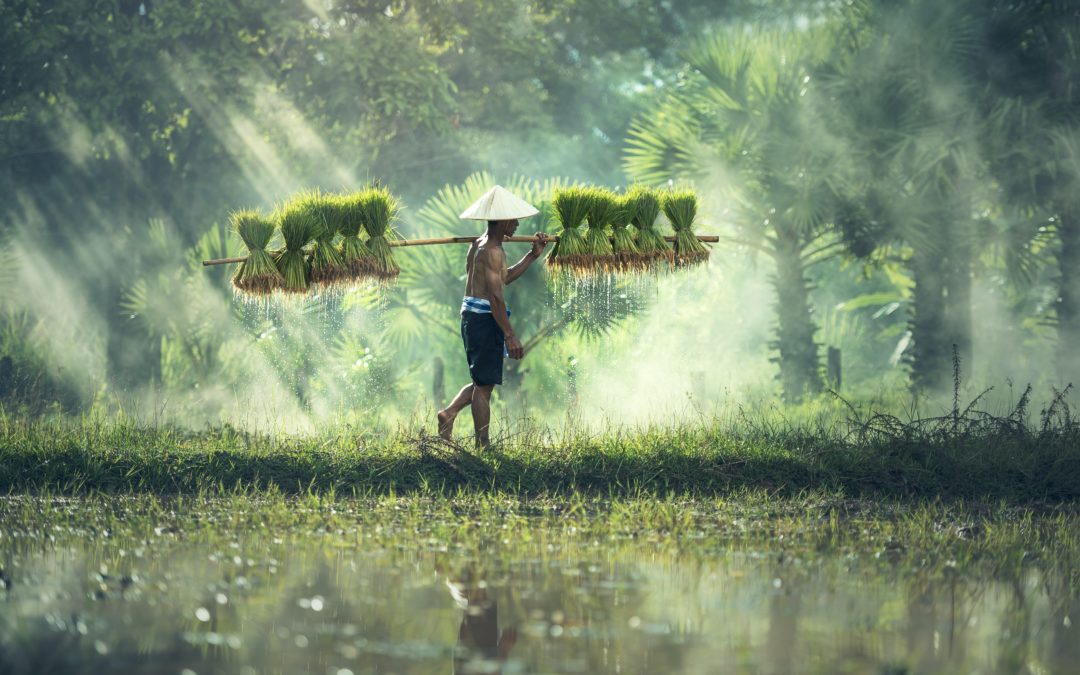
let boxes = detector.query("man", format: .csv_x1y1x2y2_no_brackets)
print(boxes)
437,185,548,449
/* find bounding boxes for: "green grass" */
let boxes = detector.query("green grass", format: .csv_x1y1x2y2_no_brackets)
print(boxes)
1,410,1078,500
3,490,1077,564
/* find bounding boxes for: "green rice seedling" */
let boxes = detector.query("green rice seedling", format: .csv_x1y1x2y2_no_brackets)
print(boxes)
274,201,319,294
610,194,642,272
230,209,283,297
584,188,618,272
360,185,401,281
295,189,349,288
337,191,377,284
661,188,708,267
546,186,592,274
627,185,674,271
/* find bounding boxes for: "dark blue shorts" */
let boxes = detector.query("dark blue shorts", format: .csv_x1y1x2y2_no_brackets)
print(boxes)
461,312,504,386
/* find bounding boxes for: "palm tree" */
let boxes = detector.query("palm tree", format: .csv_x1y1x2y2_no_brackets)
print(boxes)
624,27,842,402
122,220,341,418
825,0,1080,391
121,220,237,390
976,7,1080,379
820,0,987,392
376,171,643,408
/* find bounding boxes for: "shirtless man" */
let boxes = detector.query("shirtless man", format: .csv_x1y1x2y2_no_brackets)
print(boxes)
437,186,548,449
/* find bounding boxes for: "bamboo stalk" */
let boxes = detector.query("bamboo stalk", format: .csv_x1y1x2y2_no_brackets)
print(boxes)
202,235,720,266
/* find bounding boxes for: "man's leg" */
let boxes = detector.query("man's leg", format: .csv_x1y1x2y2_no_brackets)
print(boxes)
471,385,495,449
438,384,474,440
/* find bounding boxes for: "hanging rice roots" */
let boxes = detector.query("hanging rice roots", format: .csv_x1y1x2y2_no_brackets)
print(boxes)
360,185,401,281
274,202,319,293
338,191,378,283
610,195,643,272
546,186,592,274
584,188,618,272
627,185,674,271
662,188,708,268
296,189,349,288
230,209,282,297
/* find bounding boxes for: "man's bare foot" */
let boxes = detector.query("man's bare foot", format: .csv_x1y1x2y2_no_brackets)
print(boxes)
437,410,455,440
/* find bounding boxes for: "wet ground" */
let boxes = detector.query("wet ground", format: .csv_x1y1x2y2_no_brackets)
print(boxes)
0,495,1077,674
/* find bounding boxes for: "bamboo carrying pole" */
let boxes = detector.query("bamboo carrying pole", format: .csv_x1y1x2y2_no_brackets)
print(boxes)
203,234,720,266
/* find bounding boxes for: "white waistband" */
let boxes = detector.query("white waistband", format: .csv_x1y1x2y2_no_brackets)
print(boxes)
461,296,491,314
461,296,511,316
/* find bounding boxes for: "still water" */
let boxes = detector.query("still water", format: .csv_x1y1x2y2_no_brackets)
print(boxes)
1,497,1076,674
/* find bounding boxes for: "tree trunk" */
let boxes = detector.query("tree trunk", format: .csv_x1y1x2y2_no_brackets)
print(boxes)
432,356,445,408
826,346,842,392
771,227,822,402
909,251,951,392
943,225,973,374
912,210,973,394
1056,204,1080,379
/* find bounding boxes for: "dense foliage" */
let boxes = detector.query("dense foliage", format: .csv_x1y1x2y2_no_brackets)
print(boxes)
1,0,1078,423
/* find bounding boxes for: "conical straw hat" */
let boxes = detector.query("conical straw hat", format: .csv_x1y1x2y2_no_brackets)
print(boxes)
459,185,539,221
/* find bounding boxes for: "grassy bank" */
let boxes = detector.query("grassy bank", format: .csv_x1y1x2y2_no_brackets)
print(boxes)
1,405,1078,499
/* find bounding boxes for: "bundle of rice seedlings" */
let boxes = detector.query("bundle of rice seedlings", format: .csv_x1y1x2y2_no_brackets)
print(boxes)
337,191,378,284
295,189,349,288
610,194,642,272
546,186,592,274
230,209,283,297
583,188,618,272
360,185,401,281
626,185,674,270
274,201,319,294
662,188,709,267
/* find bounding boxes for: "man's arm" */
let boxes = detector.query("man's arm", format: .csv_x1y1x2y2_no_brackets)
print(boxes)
505,250,538,285
505,233,548,285
481,249,524,359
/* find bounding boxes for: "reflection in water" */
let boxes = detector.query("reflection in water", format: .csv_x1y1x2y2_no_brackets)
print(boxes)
764,581,800,675
998,578,1032,674
907,576,937,671
448,565,517,674
1,503,1078,674
1052,586,1080,672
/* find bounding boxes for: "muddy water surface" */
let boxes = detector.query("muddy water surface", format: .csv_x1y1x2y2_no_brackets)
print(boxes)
0,496,1076,674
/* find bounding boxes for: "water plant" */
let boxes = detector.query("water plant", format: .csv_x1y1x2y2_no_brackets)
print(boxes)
662,188,708,267
230,209,282,297
360,185,401,281
274,200,319,293
338,191,377,284
626,185,673,270
583,187,618,271
610,194,641,271
546,186,592,274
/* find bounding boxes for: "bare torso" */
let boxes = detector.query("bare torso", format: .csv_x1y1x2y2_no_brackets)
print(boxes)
441,223,542,446
464,236,507,300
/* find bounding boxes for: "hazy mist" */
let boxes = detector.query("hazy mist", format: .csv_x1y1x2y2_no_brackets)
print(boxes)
2,0,1076,432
